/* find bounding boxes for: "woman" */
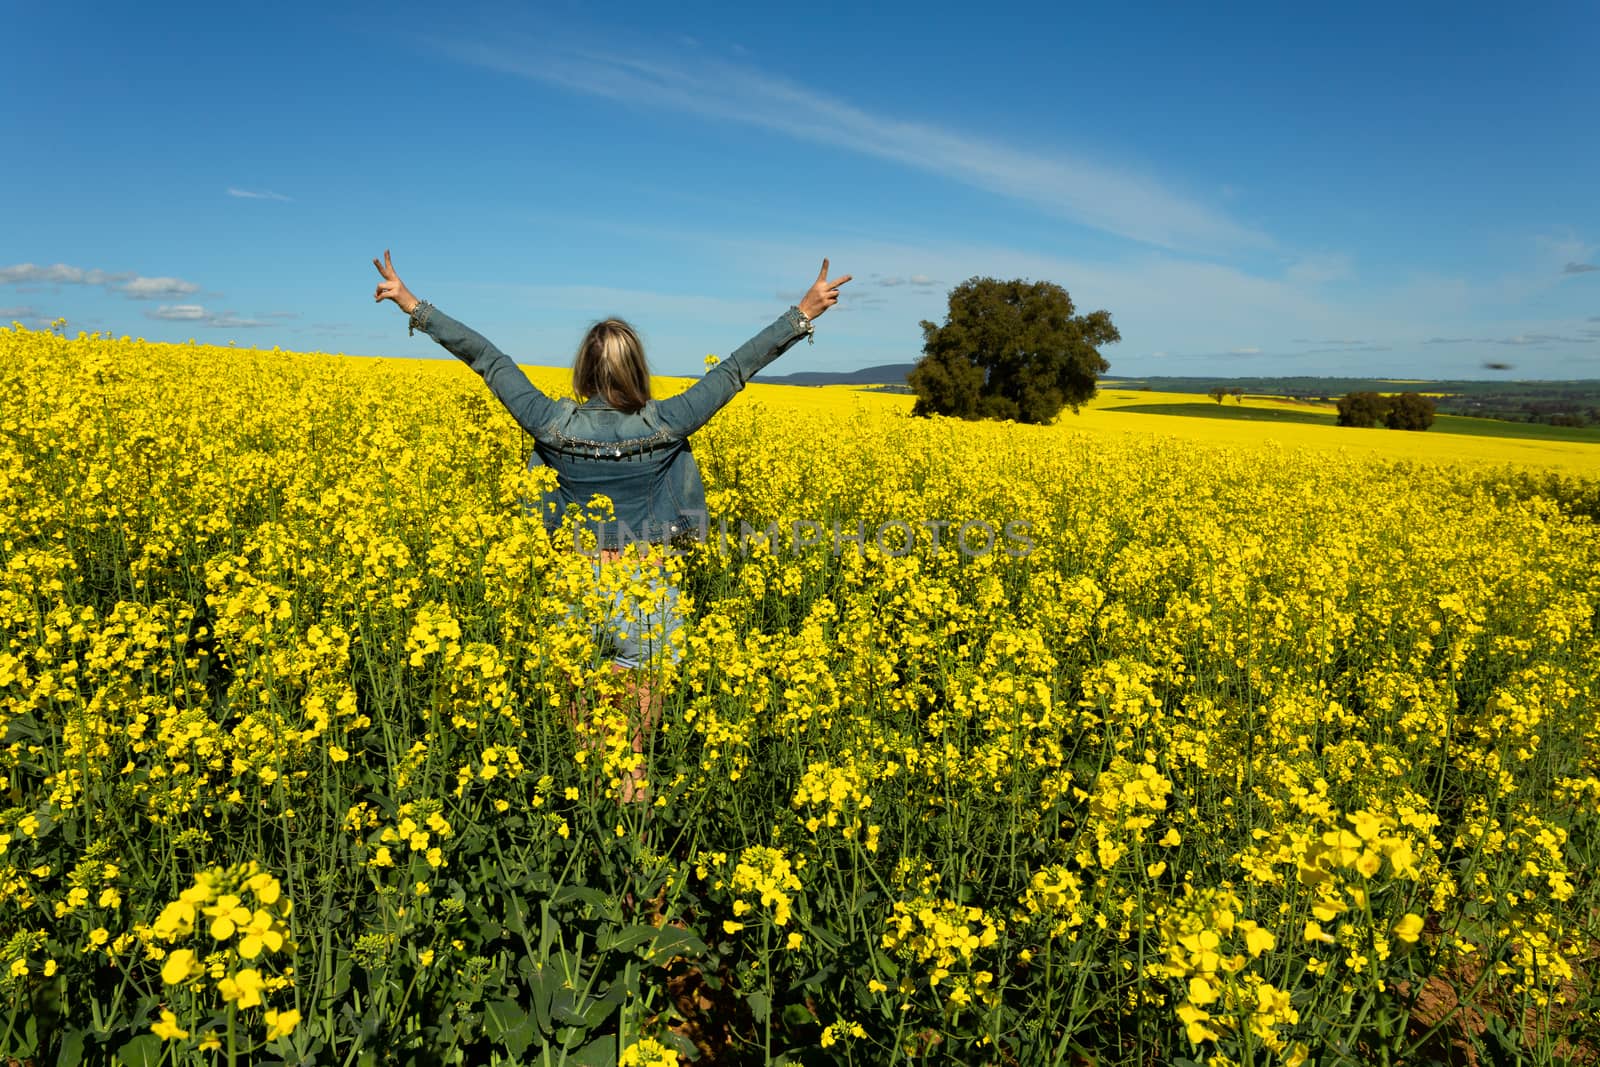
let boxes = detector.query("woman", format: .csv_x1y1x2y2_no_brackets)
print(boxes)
371,251,850,800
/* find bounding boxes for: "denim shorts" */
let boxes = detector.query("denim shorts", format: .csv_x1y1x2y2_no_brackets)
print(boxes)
567,561,686,670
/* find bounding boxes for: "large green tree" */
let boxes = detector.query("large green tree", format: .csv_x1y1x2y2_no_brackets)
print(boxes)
909,277,1119,423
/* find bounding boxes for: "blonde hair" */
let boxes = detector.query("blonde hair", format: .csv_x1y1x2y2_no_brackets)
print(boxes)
573,318,651,413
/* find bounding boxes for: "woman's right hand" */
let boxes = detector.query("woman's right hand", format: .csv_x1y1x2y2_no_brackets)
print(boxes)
372,249,420,314
798,258,851,320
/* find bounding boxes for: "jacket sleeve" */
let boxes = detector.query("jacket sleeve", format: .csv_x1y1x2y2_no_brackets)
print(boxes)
655,308,812,437
415,305,559,436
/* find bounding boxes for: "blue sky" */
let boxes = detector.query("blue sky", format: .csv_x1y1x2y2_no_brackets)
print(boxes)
4,0,1598,379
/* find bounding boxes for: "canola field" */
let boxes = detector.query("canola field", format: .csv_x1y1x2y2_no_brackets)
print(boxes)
1,324,1598,1066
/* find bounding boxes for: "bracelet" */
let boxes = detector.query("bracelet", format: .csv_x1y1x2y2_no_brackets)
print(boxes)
787,305,815,345
407,300,434,336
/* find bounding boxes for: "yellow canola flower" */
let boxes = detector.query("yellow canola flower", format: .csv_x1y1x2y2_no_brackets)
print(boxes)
1303,921,1336,945
264,1007,301,1040
237,909,286,959
150,1010,189,1041
217,967,267,1009
1393,913,1424,943
619,1036,678,1067
161,948,201,985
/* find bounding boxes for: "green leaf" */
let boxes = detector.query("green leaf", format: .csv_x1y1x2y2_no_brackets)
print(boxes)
747,991,771,1024
553,885,610,910
787,962,836,992
484,999,534,1058
55,1029,85,1067
601,923,707,960
114,1033,163,1067
528,963,559,1034
782,1001,818,1028
567,1034,619,1066
659,1030,699,1061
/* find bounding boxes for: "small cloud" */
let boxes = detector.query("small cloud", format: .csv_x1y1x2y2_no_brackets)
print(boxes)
1,263,126,286
208,312,269,328
0,305,39,318
227,187,293,202
1562,262,1598,274
1158,355,1280,367
834,293,887,312
263,310,299,320
1425,332,1595,346
1149,350,1167,358
145,304,270,328
0,262,202,299
118,276,201,299
878,276,906,287
148,304,207,321
909,274,938,286
1302,343,1390,355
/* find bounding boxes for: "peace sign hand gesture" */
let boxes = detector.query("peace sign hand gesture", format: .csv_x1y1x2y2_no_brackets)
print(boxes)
372,249,420,315
798,258,851,320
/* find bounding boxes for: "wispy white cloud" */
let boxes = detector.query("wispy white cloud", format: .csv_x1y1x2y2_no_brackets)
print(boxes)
0,305,40,318
119,276,202,298
1424,332,1599,346
227,187,293,202
145,305,271,328
1564,262,1599,274
0,262,201,299
1,264,116,285
208,312,270,328
149,305,207,321
1228,347,1262,355
1300,343,1391,355
441,40,1269,253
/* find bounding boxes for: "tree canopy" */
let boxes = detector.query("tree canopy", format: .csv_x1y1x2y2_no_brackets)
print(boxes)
909,277,1119,424
1337,391,1436,431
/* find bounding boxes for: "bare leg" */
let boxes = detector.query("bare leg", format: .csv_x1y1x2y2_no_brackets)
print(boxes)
617,665,664,804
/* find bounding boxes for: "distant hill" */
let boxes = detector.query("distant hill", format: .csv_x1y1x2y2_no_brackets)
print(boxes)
762,362,916,387
1107,375,1600,428
1107,375,1600,396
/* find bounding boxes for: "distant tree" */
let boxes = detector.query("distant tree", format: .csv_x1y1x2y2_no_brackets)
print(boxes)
1229,387,1245,404
1385,392,1436,431
1337,392,1385,427
1208,386,1228,405
909,277,1119,423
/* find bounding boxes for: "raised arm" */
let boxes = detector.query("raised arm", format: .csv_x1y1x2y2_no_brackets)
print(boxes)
656,258,851,437
372,250,559,435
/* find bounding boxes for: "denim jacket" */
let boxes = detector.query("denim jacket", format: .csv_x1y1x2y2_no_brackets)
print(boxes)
415,304,814,550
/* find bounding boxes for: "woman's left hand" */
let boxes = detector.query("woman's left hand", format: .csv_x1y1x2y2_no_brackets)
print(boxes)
372,249,420,314
799,258,851,320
